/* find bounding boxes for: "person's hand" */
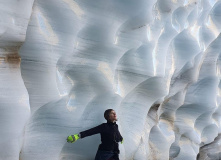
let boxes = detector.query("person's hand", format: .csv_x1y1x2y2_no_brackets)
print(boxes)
67,134,80,143
121,139,124,144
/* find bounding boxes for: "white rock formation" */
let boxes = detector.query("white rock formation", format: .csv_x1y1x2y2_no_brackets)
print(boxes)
0,0,221,160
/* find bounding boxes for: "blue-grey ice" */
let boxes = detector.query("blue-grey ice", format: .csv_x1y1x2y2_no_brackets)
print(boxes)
0,0,221,160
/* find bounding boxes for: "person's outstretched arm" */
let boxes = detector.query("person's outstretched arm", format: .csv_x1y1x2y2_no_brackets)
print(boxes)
79,123,103,138
67,123,104,143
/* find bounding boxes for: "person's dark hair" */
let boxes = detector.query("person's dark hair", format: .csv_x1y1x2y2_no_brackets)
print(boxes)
104,109,113,121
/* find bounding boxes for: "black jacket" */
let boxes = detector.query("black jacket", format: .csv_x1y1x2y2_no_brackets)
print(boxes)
80,121,123,154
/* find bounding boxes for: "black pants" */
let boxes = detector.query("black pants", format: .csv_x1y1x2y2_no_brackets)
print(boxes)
94,150,119,160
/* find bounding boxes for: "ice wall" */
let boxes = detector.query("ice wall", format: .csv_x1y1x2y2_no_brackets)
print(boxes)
0,1,34,160
0,0,221,160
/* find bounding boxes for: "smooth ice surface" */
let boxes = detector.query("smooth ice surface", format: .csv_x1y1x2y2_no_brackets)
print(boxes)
0,1,34,160
0,0,221,160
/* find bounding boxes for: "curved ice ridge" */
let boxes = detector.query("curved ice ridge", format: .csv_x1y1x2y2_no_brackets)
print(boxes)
1,0,221,160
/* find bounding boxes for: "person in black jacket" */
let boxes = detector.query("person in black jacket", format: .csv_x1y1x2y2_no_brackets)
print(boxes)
67,109,123,160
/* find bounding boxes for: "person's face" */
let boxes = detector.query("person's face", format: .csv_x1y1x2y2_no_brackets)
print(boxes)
109,110,117,122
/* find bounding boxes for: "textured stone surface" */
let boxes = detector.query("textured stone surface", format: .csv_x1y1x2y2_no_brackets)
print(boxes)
0,0,221,160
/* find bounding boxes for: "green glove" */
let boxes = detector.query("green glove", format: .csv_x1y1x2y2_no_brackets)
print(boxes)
121,139,124,144
67,134,80,143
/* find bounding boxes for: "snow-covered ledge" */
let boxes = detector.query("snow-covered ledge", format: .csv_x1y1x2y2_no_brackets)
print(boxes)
1,0,221,160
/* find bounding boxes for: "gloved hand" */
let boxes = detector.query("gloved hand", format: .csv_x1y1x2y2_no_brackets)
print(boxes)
67,134,80,143
121,139,124,144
